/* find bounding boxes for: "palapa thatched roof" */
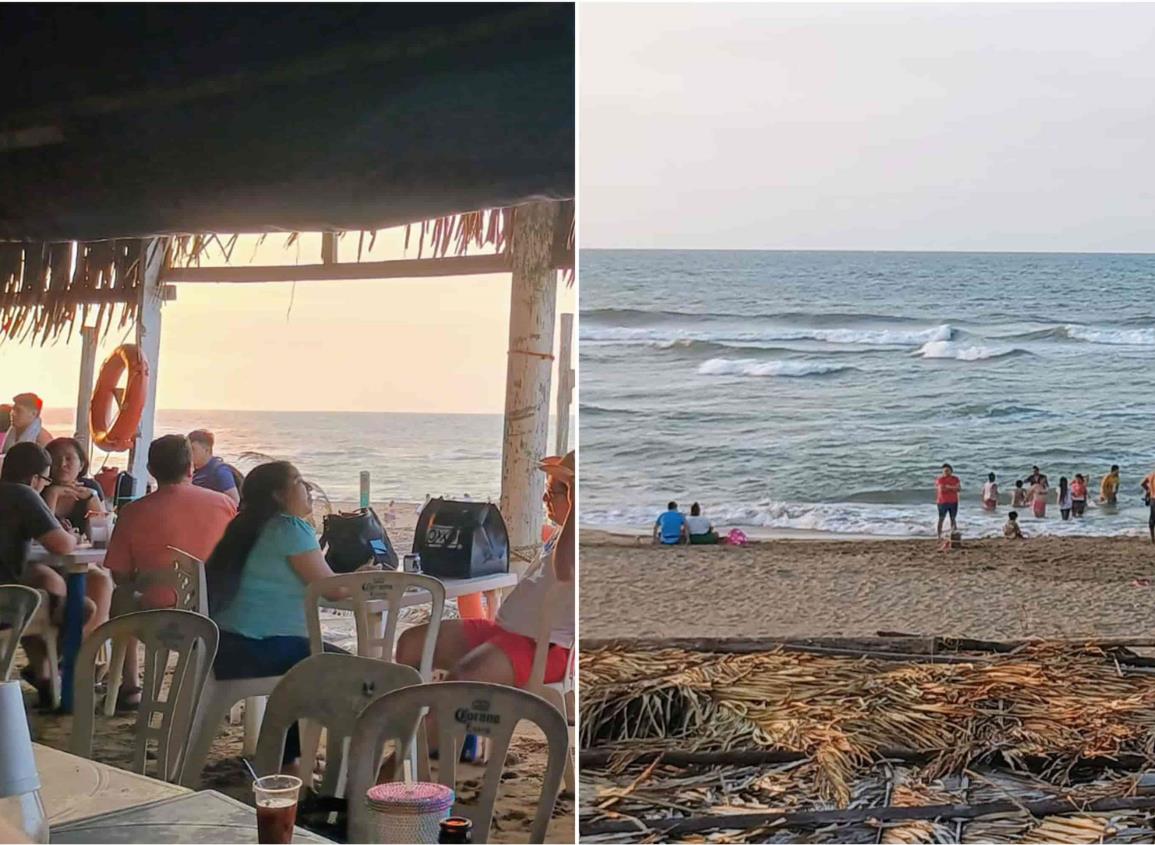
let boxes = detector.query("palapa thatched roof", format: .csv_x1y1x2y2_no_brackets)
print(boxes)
0,4,574,344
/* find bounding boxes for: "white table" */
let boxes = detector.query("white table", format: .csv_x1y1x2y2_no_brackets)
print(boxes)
319,571,518,621
34,743,189,827
26,546,109,712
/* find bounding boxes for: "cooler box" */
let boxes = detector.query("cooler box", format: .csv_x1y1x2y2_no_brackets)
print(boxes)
413,499,509,579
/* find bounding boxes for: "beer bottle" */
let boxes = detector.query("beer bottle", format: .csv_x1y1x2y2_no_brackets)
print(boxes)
438,816,472,843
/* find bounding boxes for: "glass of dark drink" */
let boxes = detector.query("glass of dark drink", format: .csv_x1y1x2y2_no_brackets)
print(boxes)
253,774,302,844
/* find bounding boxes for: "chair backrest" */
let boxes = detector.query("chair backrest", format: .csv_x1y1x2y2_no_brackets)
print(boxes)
305,571,444,678
254,653,422,785
134,547,208,614
0,585,42,680
346,681,569,844
527,580,575,694
72,609,218,782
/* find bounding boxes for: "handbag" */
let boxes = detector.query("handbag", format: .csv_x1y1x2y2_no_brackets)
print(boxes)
320,508,399,572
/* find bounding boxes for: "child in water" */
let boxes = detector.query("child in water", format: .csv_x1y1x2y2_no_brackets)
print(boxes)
981,473,999,510
1011,480,1028,508
1004,511,1024,539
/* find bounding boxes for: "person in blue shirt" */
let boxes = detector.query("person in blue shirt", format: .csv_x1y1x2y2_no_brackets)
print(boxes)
204,460,371,771
653,501,689,545
188,429,240,504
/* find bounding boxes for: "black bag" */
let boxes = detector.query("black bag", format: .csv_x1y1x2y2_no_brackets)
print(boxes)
320,508,399,572
414,499,509,579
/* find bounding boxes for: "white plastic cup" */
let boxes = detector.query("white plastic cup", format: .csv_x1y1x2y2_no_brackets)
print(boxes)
0,681,40,798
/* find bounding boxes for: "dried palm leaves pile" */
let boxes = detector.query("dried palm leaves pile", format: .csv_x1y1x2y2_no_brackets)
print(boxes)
580,642,1155,843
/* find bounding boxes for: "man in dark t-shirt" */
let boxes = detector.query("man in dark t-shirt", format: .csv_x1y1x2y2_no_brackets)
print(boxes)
0,444,72,585
188,429,240,504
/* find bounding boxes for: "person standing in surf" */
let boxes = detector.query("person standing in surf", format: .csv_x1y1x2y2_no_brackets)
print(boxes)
981,473,999,510
1026,465,1049,491
1100,465,1120,506
935,464,961,538
1011,479,1028,508
1028,476,1048,519
1143,469,1155,543
1058,477,1072,521
1070,473,1088,517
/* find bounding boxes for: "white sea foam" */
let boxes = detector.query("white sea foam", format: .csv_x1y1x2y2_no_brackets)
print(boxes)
915,340,1019,361
1064,325,1155,345
582,324,954,347
697,358,854,377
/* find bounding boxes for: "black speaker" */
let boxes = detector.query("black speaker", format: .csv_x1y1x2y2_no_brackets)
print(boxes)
413,499,509,579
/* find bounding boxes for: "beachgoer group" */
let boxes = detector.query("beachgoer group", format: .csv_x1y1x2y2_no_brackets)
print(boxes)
653,501,719,545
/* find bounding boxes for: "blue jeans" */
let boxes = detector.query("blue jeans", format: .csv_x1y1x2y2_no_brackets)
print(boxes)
214,630,346,761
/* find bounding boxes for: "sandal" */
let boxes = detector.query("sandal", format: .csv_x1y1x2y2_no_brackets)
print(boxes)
20,667,55,711
116,685,143,712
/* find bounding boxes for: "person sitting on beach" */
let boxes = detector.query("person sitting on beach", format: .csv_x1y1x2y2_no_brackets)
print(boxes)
1028,477,1048,518
1100,465,1120,505
0,442,103,708
395,452,574,753
1070,474,1088,517
0,393,53,457
981,473,999,511
653,501,689,545
189,429,241,504
685,502,719,544
42,437,106,539
205,460,366,772
934,464,961,539
1011,479,1028,508
1003,511,1024,539
1058,477,1072,521
103,435,236,709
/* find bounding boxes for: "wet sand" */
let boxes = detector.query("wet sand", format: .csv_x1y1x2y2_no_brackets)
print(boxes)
580,529,1155,640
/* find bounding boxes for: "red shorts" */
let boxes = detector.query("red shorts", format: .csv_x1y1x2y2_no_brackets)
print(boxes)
460,619,571,688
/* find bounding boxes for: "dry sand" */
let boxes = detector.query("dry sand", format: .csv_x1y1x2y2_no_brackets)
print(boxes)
580,528,1155,640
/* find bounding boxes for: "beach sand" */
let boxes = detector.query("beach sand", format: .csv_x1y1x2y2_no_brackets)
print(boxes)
580,528,1155,640
19,513,573,843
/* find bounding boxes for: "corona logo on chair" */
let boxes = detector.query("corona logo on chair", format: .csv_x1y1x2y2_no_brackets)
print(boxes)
90,344,149,452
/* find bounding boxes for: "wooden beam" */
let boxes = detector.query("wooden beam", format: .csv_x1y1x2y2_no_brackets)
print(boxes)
74,326,98,453
554,312,574,455
160,253,520,284
128,239,167,500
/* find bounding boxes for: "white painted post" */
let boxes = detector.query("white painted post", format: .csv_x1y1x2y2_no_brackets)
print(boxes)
74,326,99,453
555,312,574,456
500,202,561,575
128,239,168,499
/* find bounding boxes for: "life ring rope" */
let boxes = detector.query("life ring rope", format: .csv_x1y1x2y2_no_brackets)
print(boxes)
90,344,149,453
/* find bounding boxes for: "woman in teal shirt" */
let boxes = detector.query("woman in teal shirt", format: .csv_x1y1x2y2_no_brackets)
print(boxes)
205,461,351,766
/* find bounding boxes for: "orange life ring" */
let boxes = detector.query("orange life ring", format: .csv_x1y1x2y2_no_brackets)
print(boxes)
90,344,149,452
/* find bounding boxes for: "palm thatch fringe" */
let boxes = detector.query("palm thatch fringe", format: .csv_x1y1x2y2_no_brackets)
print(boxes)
2,201,575,346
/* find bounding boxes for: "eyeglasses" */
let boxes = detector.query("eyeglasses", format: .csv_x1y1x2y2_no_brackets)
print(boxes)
37,474,52,484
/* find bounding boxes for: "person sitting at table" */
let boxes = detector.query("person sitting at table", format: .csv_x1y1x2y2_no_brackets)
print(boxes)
103,434,237,710
205,460,360,772
43,437,106,538
0,393,54,456
0,442,87,707
188,429,241,505
396,450,574,700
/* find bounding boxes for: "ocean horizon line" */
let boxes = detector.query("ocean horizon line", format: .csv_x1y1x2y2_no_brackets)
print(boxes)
581,246,1155,257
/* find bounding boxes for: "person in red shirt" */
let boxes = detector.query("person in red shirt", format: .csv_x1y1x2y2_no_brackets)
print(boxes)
935,463,961,539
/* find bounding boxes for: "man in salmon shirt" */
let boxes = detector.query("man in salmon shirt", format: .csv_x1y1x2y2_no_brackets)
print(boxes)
935,463,961,539
104,434,236,709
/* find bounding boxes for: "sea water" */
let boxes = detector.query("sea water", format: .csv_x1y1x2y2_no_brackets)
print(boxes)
581,249,1155,538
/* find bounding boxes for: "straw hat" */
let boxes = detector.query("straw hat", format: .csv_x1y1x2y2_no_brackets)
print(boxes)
537,450,575,481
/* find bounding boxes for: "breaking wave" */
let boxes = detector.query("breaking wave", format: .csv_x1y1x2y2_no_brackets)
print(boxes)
915,340,1028,361
697,358,857,378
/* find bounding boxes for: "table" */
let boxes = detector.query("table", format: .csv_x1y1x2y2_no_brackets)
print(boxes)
320,570,519,621
27,546,108,713
51,790,333,843
34,743,189,827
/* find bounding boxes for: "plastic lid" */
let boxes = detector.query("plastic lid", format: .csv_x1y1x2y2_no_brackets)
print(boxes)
365,782,454,814
0,682,40,798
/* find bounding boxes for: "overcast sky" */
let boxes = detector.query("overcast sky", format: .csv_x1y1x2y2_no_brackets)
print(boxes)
581,3,1155,252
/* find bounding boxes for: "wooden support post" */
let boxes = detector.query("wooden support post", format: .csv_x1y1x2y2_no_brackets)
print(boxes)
74,326,99,453
500,201,561,575
554,312,574,456
128,239,168,499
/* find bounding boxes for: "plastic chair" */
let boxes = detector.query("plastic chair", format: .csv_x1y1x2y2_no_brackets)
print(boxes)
305,571,445,678
0,585,43,680
254,654,421,798
71,609,218,783
345,681,569,844
526,582,576,794
1,586,61,708
103,546,208,716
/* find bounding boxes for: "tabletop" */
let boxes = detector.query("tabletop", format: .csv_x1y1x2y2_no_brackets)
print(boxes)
320,570,518,613
27,545,108,572
35,743,190,827
51,789,333,843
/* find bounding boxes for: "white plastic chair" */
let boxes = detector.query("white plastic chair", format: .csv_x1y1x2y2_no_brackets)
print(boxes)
254,653,421,798
345,681,569,844
71,609,218,783
0,585,61,708
526,582,576,794
104,546,208,716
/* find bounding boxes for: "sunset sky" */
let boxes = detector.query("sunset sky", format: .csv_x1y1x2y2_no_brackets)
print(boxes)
3,230,575,415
